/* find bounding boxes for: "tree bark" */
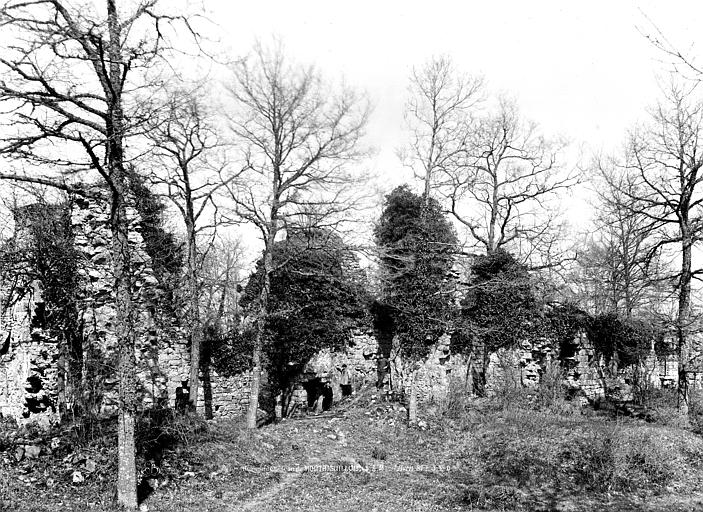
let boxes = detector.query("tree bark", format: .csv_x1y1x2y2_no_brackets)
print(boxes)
186,214,202,412
107,1,137,507
246,215,278,428
407,368,418,426
677,224,692,414
112,192,138,509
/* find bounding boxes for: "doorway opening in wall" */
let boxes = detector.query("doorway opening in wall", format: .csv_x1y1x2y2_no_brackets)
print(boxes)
302,378,333,412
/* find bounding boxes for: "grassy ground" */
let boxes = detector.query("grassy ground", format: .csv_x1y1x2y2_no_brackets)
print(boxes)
2,388,703,511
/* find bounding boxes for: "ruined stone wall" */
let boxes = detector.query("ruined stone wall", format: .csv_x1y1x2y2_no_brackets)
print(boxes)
484,329,684,402
0,197,253,424
389,334,470,405
301,331,378,402
299,331,469,407
70,196,255,419
5,197,700,424
0,282,60,424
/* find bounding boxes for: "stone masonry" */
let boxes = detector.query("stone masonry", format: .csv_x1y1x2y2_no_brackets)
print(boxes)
0,196,254,424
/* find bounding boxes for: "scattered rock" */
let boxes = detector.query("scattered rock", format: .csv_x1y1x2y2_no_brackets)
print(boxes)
24,445,41,459
417,420,428,430
84,459,97,473
138,503,149,512
72,471,84,484
13,446,25,462
339,456,357,466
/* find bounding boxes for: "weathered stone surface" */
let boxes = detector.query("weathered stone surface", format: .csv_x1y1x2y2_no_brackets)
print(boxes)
24,444,41,459
0,196,252,423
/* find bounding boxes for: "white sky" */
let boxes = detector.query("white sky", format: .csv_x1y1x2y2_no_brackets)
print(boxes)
209,0,703,196
4,0,703,264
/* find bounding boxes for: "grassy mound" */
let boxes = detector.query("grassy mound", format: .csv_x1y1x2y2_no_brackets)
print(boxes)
460,409,703,509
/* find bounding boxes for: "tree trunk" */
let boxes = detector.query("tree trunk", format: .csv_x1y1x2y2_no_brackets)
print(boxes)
186,218,202,412
677,226,693,415
112,196,138,509
107,1,137,507
246,221,277,428
117,407,137,509
407,368,418,426
246,342,263,428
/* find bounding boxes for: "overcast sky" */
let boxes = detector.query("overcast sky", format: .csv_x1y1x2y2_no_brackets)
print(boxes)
209,0,703,194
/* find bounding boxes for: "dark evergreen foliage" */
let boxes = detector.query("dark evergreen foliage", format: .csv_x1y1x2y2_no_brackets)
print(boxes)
586,313,666,366
373,185,458,361
454,249,539,356
220,228,369,392
128,173,183,278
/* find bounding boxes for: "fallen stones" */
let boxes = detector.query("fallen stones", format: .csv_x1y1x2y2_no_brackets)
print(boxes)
84,458,97,473
24,445,41,459
72,470,84,484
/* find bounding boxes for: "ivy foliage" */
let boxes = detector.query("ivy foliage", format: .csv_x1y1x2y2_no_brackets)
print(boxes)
128,173,183,279
586,313,666,366
374,185,458,361
7,203,81,345
208,323,255,377
215,228,369,389
454,249,540,356
543,302,590,360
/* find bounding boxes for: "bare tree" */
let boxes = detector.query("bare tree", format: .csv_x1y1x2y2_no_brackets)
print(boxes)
616,83,703,413
399,56,483,203
0,1,196,507
446,97,575,266
200,235,244,332
578,161,663,319
145,86,231,412
223,41,369,429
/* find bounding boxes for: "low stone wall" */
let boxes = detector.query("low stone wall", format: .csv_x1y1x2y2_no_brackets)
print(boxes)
484,330,684,403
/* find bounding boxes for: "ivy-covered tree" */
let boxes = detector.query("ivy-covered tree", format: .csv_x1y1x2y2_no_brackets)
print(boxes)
238,228,369,414
454,249,540,394
374,185,458,424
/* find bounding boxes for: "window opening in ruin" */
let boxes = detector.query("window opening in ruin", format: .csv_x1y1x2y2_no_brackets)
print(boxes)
0,332,9,355
175,380,190,413
25,374,42,393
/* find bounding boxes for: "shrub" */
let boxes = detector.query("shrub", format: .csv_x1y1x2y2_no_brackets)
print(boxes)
440,373,483,431
473,410,703,494
371,445,387,460
441,372,471,417
488,349,526,409
690,388,703,435
136,407,208,462
534,359,571,413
